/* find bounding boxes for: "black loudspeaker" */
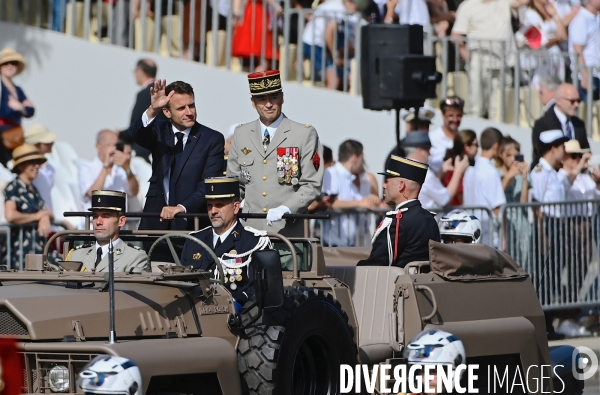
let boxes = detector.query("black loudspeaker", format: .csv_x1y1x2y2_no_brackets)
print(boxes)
361,24,438,110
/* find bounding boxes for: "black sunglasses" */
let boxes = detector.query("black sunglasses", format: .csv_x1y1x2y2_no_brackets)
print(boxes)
569,153,584,159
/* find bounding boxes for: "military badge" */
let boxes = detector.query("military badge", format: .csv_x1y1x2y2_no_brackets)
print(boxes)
192,252,201,260
241,167,252,183
277,147,300,185
242,147,252,155
312,152,320,171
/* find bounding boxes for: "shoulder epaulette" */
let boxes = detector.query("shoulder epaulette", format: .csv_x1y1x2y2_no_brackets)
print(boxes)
127,243,143,251
305,124,311,128
534,164,543,172
75,243,93,250
236,123,242,128
189,226,212,235
244,226,268,237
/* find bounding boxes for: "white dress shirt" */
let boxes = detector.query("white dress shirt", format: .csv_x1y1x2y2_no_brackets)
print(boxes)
322,162,372,246
428,126,455,175
142,110,191,207
553,106,573,139
557,169,600,217
259,113,284,142
95,238,123,260
395,199,417,210
212,221,238,248
419,169,450,209
78,157,128,210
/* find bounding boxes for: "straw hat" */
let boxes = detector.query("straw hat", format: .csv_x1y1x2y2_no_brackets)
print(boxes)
564,139,590,154
0,48,26,75
25,124,57,145
11,145,46,173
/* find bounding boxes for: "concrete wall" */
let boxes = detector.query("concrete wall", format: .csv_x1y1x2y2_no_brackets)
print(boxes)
0,22,537,174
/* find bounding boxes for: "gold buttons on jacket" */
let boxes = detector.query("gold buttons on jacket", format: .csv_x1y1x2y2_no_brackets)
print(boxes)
263,159,267,164
263,192,267,197
263,208,267,212
262,176,267,181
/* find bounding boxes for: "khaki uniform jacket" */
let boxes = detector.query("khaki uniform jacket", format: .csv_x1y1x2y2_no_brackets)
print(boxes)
67,242,150,273
227,116,323,236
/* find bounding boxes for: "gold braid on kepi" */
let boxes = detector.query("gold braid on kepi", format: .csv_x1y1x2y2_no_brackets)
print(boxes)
247,70,282,96
205,176,240,199
89,190,126,212
378,155,429,184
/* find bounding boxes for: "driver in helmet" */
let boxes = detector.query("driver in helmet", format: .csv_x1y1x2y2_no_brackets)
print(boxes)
400,329,467,395
77,355,141,395
438,210,482,244
180,177,271,309
66,190,149,272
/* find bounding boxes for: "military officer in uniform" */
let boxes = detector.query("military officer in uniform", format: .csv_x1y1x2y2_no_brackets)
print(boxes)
180,177,271,308
66,190,149,272
227,70,324,236
358,155,440,267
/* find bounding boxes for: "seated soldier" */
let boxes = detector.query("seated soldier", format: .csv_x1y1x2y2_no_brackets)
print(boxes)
180,177,271,309
66,190,149,272
358,155,440,267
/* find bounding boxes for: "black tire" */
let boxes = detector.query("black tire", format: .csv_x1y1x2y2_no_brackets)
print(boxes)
237,286,357,395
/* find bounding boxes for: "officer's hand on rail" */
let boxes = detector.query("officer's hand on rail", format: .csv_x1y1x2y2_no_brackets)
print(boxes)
267,206,291,226
160,205,185,221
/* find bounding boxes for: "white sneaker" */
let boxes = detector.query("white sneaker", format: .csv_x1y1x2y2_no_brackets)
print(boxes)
556,320,592,338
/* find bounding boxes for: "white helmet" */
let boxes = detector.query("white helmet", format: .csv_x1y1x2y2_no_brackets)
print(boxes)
404,329,467,387
439,210,482,244
77,356,141,395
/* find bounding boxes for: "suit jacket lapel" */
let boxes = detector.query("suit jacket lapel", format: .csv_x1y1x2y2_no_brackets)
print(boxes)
265,117,290,157
172,123,201,185
250,120,266,156
161,123,176,183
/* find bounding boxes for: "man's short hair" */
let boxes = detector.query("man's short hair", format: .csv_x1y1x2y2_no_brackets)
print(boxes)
480,127,503,150
323,145,333,164
136,59,157,78
338,139,363,162
166,81,194,97
96,129,116,144
539,75,561,92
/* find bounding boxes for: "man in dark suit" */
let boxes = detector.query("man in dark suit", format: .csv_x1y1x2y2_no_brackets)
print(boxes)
121,59,165,162
132,79,225,231
358,155,440,267
181,177,271,310
531,83,589,169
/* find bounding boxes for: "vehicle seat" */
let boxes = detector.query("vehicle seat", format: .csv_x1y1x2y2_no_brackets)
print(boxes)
326,265,405,365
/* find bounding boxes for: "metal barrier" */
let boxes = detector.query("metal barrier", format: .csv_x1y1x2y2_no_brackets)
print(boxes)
315,205,494,247
2,2,598,125
0,221,67,271
499,200,600,310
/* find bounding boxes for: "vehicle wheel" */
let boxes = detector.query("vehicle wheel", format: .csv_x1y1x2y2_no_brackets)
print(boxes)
237,286,357,395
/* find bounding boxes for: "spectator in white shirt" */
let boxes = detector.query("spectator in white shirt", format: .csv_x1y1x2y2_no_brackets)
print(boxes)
322,139,380,246
568,0,600,103
429,96,465,175
558,140,600,216
78,130,139,212
403,131,470,210
463,127,507,246
24,124,56,215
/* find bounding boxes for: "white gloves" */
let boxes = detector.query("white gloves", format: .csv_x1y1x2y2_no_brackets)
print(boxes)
267,205,291,226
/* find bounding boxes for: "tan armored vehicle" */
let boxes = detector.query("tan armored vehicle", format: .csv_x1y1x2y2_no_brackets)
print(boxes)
0,231,583,394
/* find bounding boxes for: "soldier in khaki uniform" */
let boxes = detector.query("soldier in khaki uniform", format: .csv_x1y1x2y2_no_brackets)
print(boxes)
227,70,324,236
66,190,149,272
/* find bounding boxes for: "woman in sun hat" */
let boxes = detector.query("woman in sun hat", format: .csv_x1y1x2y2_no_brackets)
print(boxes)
2,145,56,268
0,48,35,167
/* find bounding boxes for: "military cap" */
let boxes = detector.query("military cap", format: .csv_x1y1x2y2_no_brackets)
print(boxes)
248,70,282,96
539,130,568,146
205,177,240,199
402,106,436,123
89,190,126,212
402,131,432,148
379,155,429,185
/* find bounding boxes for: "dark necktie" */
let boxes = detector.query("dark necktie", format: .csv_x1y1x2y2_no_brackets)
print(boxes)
263,129,270,151
565,120,573,140
214,237,222,249
94,247,102,269
169,132,184,206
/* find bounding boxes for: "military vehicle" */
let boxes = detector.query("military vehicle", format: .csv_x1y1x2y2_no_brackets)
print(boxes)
0,230,583,394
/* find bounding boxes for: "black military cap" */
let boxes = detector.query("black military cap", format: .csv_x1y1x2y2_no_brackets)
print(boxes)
205,177,240,199
89,190,126,212
379,155,429,184
248,70,282,96
402,131,432,148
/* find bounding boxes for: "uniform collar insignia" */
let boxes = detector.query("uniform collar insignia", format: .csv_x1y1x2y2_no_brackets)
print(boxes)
192,252,201,260
232,230,239,239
